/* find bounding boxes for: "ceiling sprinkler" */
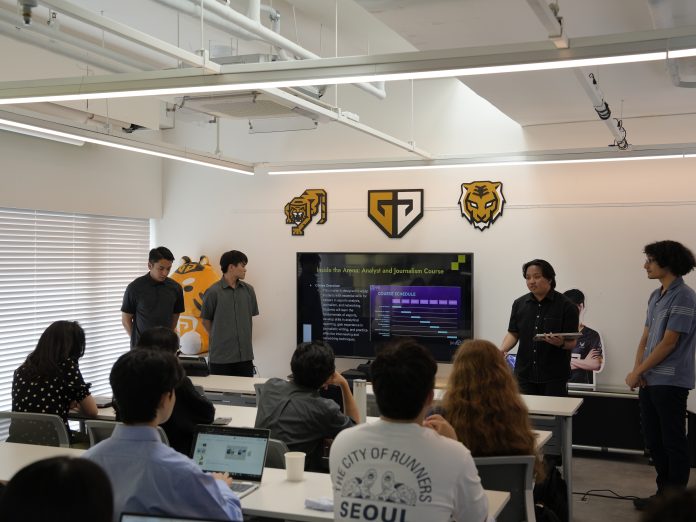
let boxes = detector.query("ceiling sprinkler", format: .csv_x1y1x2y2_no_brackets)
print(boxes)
19,0,38,25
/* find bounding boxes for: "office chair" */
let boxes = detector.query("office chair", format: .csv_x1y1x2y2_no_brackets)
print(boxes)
265,438,290,469
84,420,169,447
0,411,71,448
474,454,537,522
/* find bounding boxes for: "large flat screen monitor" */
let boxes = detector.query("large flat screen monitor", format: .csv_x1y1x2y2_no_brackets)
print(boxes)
297,252,473,363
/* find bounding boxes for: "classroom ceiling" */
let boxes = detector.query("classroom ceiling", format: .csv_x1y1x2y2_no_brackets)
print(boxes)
355,0,696,127
1,0,695,168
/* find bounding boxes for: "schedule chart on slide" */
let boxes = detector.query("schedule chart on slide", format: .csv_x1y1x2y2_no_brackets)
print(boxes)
370,285,460,341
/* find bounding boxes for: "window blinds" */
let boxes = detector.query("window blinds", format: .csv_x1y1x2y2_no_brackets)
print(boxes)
0,207,150,413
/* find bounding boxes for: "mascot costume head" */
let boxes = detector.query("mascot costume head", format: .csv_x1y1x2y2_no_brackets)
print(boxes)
170,256,220,354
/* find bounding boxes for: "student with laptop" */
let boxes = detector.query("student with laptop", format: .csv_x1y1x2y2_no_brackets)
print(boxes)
254,341,359,471
190,424,270,498
329,339,489,522
83,350,242,522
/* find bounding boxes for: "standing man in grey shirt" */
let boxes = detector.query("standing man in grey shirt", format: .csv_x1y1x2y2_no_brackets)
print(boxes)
201,250,259,376
121,247,185,349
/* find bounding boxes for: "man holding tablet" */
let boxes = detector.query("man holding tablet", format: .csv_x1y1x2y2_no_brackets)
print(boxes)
500,259,579,397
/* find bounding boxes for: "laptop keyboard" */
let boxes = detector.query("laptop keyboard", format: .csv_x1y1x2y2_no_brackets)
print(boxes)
230,482,254,493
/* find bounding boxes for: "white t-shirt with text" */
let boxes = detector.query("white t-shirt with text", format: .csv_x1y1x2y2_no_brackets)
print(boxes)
329,419,489,522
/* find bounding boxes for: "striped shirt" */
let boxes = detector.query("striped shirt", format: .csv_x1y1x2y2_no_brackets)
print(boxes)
643,276,696,388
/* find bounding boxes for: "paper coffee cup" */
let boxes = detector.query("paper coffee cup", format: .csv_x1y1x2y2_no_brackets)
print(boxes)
284,451,306,481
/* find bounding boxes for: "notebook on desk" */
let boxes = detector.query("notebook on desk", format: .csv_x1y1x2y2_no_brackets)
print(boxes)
121,514,228,522
189,425,270,498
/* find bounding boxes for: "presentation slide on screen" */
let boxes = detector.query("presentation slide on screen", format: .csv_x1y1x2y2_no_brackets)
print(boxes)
297,253,472,362
370,285,460,341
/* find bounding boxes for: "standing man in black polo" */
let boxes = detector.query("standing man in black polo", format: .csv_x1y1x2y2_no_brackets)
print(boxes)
201,250,259,377
500,259,579,396
121,247,185,349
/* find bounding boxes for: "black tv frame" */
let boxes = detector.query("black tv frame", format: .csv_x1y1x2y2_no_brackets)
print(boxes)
296,252,474,363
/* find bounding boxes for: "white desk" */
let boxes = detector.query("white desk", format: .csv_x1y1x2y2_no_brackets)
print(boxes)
92,404,379,429
245,468,509,521
0,442,85,481
0,442,508,521
189,375,267,395
522,394,583,521
534,429,552,450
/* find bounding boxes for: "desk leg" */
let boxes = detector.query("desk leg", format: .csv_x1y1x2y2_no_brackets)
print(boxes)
562,416,573,521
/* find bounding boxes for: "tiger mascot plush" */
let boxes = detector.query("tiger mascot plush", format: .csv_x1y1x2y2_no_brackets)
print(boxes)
284,188,327,236
170,256,220,354
458,181,505,231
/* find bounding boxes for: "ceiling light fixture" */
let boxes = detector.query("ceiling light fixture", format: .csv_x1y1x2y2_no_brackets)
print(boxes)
266,153,688,175
0,117,253,175
0,29,694,104
0,121,84,146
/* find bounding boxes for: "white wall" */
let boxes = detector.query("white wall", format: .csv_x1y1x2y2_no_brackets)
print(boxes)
0,130,162,218
154,156,696,386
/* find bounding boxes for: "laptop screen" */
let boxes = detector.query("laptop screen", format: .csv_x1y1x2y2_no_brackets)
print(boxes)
190,425,270,481
121,515,227,522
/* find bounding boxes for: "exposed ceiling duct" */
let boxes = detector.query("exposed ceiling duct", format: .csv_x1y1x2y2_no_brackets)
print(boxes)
0,0,432,168
167,0,386,99
526,0,631,148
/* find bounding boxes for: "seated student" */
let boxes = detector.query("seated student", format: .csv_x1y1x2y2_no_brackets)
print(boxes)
83,350,242,522
254,341,359,471
136,326,215,455
440,339,543,476
329,339,489,522
0,456,112,522
12,320,98,444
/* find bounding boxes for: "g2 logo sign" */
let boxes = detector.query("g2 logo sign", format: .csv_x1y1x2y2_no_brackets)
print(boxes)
458,181,505,231
368,189,424,238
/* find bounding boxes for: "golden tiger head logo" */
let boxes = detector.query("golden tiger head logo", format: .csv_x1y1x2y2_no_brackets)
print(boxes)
458,181,505,231
284,189,327,236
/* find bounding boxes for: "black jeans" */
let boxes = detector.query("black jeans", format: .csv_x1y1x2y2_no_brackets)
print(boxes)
517,378,568,397
639,385,690,493
209,360,255,377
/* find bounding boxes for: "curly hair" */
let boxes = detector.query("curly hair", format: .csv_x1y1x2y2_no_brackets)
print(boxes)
441,339,543,477
644,240,696,277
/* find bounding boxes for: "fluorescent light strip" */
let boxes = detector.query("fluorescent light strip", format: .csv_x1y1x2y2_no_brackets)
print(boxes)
0,118,252,175
269,154,686,175
0,122,85,146
668,48,696,59
0,49,692,105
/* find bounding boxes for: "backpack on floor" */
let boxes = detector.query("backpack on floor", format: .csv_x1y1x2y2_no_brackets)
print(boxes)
533,460,568,522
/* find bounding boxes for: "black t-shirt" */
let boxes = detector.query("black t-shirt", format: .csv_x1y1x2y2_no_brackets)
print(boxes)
569,326,603,384
121,273,185,348
508,290,579,383
160,376,215,455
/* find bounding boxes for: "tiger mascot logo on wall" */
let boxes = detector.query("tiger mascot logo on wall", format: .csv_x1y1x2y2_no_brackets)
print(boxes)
170,256,220,355
284,188,327,236
458,181,506,231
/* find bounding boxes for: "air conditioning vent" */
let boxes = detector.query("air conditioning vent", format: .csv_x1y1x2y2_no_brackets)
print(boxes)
183,92,300,119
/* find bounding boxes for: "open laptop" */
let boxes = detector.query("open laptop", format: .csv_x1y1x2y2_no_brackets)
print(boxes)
121,515,228,522
189,425,270,498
